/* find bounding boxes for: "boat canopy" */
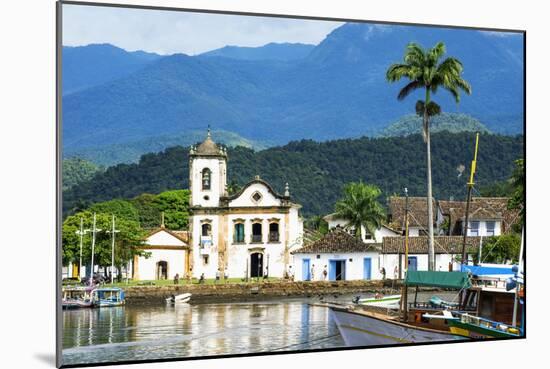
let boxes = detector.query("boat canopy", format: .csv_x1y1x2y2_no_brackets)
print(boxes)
461,264,514,276
405,271,471,289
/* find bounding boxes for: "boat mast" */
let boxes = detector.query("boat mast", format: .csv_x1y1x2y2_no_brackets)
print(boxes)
512,228,524,327
90,213,97,286
461,133,480,266
76,217,84,280
108,214,120,284
402,187,410,321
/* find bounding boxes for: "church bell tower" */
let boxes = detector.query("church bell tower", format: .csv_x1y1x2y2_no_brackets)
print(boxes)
189,128,227,208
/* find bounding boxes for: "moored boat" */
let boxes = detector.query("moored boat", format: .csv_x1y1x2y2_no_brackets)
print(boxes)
92,287,125,307
166,293,192,304
330,271,473,346
62,286,95,309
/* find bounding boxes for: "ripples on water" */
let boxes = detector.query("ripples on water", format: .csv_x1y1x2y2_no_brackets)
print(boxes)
62,299,346,365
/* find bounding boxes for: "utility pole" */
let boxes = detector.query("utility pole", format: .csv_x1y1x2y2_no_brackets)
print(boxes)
402,187,409,321
107,214,121,284
512,228,524,327
461,133,480,267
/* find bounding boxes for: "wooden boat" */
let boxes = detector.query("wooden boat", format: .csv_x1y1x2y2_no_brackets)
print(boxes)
446,313,521,338
330,271,473,346
166,293,192,304
331,305,466,346
62,286,95,309
92,287,125,307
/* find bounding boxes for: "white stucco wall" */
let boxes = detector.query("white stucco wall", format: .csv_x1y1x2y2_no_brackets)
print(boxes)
190,157,226,208
146,230,186,246
325,216,399,243
136,249,186,280
293,252,381,281
379,253,465,276
467,220,502,237
228,182,281,208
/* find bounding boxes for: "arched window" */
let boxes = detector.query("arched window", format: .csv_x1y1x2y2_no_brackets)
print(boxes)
202,168,211,190
201,223,212,237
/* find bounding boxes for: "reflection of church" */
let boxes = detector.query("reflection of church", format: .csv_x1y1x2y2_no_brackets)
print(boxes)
188,130,304,279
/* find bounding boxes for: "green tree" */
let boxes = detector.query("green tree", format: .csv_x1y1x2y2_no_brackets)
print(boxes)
62,211,147,277
305,215,329,235
476,234,521,264
334,182,385,239
89,199,139,222
152,190,190,230
508,158,525,226
131,193,161,229
62,157,102,191
386,42,472,270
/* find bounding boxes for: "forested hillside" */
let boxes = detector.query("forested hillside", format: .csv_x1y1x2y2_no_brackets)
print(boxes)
63,132,523,217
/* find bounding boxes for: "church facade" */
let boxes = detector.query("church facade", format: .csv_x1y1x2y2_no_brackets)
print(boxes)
188,131,303,279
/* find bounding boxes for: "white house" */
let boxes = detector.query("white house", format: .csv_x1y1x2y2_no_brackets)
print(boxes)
438,197,520,237
323,213,400,243
133,227,190,280
188,130,303,279
379,235,481,277
292,228,382,281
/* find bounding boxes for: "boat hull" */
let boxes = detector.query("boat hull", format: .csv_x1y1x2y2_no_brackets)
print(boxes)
62,300,93,309
331,307,467,346
447,319,520,339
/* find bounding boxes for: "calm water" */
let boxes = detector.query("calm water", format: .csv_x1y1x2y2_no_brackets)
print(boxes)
62,298,346,365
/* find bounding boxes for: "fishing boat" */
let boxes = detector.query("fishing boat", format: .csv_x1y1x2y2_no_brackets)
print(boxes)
166,292,192,304
355,294,401,308
92,287,125,307
330,271,471,346
62,286,95,309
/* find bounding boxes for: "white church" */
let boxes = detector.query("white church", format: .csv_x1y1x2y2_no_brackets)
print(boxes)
131,130,304,281
186,130,304,279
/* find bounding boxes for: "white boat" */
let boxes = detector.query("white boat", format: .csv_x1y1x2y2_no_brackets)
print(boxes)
166,293,192,304
331,306,466,346
357,294,401,308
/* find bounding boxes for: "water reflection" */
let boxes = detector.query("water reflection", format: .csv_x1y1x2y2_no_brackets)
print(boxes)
62,299,345,365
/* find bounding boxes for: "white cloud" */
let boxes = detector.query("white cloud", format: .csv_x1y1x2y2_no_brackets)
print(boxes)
62,4,344,55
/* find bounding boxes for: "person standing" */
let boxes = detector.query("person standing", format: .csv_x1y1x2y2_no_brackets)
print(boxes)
380,267,386,280
311,264,315,281
215,269,220,283
323,265,328,281
174,273,179,285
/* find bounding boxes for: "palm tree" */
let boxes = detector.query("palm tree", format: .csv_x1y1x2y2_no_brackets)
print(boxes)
386,42,471,270
334,182,385,240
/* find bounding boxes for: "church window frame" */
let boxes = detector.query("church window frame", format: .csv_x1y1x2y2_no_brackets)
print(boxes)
233,219,246,244
268,218,280,243
251,191,263,204
251,219,263,244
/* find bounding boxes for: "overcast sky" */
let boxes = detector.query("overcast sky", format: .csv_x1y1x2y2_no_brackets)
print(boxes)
62,4,344,55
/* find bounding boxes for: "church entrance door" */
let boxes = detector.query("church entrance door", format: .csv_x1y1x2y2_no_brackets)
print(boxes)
250,253,263,278
156,261,168,280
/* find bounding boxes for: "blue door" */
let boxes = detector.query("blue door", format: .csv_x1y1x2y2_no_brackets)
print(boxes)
302,259,311,281
363,258,372,280
329,260,345,281
329,260,336,280
408,256,418,271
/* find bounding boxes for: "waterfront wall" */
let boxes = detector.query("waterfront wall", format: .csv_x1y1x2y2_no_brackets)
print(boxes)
123,279,398,304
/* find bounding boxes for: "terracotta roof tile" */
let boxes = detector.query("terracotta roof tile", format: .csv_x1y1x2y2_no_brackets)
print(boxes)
388,196,436,230
292,228,380,254
382,236,480,254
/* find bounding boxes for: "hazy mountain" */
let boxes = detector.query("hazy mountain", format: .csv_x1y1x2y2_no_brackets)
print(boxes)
62,23,523,150
64,129,271,166
62,43,162,94
199,42,315,61
381,113,491,137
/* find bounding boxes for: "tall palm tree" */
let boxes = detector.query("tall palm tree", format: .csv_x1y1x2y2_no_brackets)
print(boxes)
386,42,471,270
334,182,385,240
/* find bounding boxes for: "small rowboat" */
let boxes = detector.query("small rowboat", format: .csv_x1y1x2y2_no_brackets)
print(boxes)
166,293,192,304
